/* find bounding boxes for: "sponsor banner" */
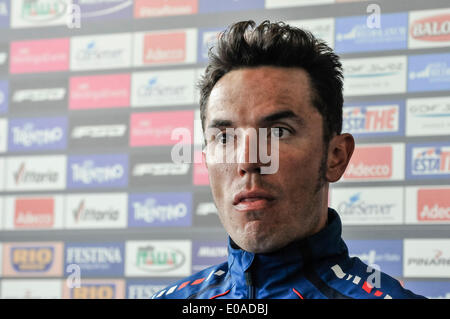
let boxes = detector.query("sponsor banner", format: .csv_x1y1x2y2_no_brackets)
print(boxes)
335,13,407,53
4,195,64,230
403,281,450,299
0,117,7,152
342,143,404,182
74,0,133,21
63,279,125,299
406,142,450,180
346,240,402,277
130,152,192,188
134,0,198,18
133,29,197,66
129,110,194,146
5,155,66,191
0,157,5,191
69,73,131,110
0,42,9,73
193,190,220,227
408,53,450,92
64,242,124,277
69,113,129,149
10,38,70,74
0,80,8,114
405,186,450,224
194,109,203,146
9,77,68,115
125,240,191,277
406,96,450,137
70,33,132,71
0,0,9,28
404,239,450,278
131,69,196,107
343,101,404,137
409,8,450,49
67,154,128,189
193,150,209,185
266,0,333,8
8,117,68,152
126,279,174,299
342,56,407,96
287,18,335,48
200,0,264,12
197,27,223,63
2,242,63,277
192,241,227,273
65,193,128,229
1,279,62,298
128,193,192,227
11,0,70,28
330,187,404,225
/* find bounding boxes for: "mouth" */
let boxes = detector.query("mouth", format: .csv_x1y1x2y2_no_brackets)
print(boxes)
232,189,275,212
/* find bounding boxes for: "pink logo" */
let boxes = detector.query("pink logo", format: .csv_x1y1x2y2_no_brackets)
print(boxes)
14,198,54,228
417,188,450,221
344,146,393,179
193,151,209,185
130,110,194,146
10,38,70,74
143,32,186,64
411,14,450,42
69,74,131,110
135,0,198,18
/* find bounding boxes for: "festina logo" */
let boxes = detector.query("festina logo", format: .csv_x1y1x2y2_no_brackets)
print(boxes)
73,200,119,222
66,247,122,264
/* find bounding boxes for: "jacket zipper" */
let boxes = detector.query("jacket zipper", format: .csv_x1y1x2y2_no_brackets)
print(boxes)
245,271,255,299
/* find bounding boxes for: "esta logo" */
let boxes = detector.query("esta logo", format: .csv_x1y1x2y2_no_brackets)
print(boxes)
343,105,399,133
412,147,450,175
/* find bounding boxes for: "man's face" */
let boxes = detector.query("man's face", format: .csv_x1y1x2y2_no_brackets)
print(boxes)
203,66,331,253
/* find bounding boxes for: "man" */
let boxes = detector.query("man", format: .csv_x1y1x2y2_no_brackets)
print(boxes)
153,20,424,299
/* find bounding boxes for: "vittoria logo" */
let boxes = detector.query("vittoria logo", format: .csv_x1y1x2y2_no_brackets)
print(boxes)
72,200,120,222
136,245,185,272
14,163,59,185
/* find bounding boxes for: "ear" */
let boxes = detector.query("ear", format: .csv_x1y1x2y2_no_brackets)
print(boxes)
202,147,208,169
325,133,355,183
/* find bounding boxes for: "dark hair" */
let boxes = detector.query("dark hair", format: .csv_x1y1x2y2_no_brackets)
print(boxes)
198,20,343,144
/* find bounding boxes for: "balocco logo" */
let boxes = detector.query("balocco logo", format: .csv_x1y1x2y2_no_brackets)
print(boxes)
411,14,450,41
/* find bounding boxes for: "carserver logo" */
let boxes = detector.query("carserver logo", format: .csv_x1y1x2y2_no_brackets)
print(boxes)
407,143,450,180
8,117,68,152
343,101,404,137
134,0,198,18
128,193,192,227
68,154,128,189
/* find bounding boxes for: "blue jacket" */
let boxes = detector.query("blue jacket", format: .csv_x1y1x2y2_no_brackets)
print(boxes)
152,209,425,299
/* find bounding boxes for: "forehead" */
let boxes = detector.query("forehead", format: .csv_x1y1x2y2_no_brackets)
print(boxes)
206,66,316,124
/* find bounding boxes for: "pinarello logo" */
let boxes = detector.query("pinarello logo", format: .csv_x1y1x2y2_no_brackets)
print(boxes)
344,146,392,179
129,111,193,146
10,38,70,74
143,32,186,64
69,74,130,109
135,0,198,18
14,198,54,228
418,188,450,221
410,14,450,42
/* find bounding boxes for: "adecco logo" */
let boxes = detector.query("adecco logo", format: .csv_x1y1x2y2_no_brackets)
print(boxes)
342,144,404,181
405,186,450,224
409,8,450,49
14,198,54,229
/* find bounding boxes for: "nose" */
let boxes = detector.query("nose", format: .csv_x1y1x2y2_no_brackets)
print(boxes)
236,129,262,176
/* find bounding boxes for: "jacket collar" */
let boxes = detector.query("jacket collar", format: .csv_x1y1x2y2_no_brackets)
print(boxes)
227,208,348,287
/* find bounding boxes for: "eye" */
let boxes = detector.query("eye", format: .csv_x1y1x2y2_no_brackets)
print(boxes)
271,127,291,139
216,131,234,144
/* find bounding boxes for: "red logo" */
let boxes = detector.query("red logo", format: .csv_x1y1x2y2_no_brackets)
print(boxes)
135,0,198,18
344,146,393,179
417,188,450,221
14,198,54,228
411,14,450,42
143,32,186,64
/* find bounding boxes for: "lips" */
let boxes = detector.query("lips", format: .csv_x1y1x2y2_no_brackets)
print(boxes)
233,189,275,211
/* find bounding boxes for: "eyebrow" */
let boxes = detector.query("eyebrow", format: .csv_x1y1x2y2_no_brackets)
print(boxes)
207,110,304,129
